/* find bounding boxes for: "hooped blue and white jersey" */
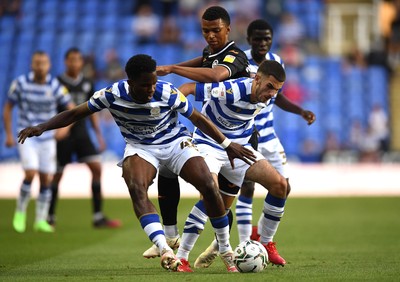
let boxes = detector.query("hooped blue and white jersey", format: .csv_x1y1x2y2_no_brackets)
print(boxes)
7,72,71,141
244,50,285,146
193,77,266,150
88,80,193,145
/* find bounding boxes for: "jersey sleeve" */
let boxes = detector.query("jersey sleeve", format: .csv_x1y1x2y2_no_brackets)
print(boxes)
55,84,72,109
169,85,194,118
6,79,20,104
217,50,249,78
194,82,224,102
88,88,113,112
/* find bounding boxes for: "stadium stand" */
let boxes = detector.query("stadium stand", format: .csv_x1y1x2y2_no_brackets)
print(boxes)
0,0,391,162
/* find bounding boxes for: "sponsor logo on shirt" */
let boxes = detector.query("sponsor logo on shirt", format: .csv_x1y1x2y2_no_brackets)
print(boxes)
223,55,236,63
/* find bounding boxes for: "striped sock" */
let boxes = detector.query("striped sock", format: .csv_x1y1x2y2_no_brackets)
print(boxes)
177,200,208,260
35,186,52,222
236,195,253,242
16,180,31,213
210,213,231,254
140,213,168,255
260,193,286,244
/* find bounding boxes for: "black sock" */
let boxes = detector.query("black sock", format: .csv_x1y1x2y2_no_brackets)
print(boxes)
48,183,58,217
227,209,233,232
92,181,102,214
158,175,180,225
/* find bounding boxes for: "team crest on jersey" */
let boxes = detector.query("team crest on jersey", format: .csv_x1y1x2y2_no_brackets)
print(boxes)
150,107,160,117
211,87,226,99
223,55,236,63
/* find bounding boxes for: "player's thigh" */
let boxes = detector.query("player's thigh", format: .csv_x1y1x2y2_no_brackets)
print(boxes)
120,144,158,187
165,137,209,185
179,156,214,188
122,154,157,188
244,159,283,189
260,145,289,179
220,148,263,187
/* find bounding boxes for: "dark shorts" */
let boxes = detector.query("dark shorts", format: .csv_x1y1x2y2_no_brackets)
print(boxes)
57,133,99,169
218,173,240,196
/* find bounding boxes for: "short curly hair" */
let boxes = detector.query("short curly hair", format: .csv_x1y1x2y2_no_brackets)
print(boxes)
247,19,273,37
125,54,156,79
202,6,230,26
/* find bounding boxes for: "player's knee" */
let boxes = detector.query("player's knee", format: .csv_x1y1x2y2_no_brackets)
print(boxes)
286,180,291,197
272,175,287,199
89,165,102,179
199,177,219,200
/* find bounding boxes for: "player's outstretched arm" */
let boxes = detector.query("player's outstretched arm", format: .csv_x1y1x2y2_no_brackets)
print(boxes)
18,103,93,144
178,83,196,97
156,57,203,76
301,110,316,125
188,109,256,168
274,94,316,125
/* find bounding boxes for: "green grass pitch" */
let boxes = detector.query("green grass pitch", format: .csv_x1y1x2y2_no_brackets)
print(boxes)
0,197,399,281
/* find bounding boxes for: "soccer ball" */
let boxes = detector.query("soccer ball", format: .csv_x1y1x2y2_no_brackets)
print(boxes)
233,240,268,273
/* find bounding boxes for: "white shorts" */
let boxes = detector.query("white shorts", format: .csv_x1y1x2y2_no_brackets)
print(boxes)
258,138,289,178
119,137,203,176
18,138,56,174
197,144,264,187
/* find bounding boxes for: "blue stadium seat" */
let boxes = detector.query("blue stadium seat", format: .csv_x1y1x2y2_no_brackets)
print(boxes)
59,0,79,13
0,16,17,33
77,13,97,32
80,0,98,15
37,13,57,31
18,12,37,30
366,67,389,112
20,0,38,17
39,0,58,15
97,13,118,31
76,32,96,53
58,12,78,31
35,31,55,51
56,32,76,50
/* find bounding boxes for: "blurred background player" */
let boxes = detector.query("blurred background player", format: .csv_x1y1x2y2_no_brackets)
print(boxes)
143,5,250,258
49,47,121,228
3,51,74,233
